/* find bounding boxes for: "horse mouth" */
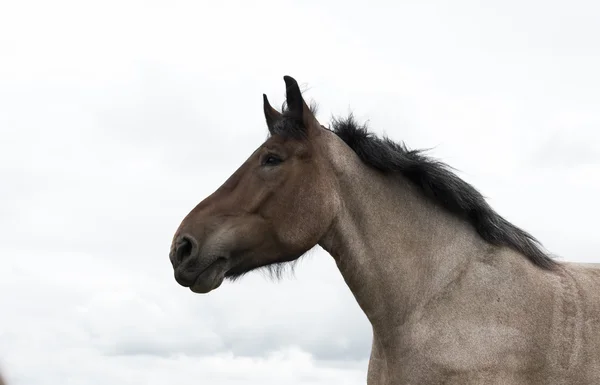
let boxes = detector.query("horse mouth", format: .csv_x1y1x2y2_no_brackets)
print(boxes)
189,257,228,294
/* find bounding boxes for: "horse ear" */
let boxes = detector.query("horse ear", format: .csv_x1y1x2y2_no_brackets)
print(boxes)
283,75,321,133
283,76,304,118
263,94,281,133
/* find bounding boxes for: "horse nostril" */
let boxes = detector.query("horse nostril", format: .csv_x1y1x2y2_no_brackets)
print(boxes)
174,235,196,264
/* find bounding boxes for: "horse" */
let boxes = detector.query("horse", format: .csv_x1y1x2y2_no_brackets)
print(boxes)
168,76,600,384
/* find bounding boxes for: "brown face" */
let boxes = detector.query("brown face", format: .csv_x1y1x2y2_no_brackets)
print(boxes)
169,76,338,293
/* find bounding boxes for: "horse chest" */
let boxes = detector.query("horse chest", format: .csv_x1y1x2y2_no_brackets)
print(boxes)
368,314,544,384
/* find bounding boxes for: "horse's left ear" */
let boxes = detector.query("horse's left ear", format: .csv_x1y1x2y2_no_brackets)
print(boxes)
263,94,281,134
283,75,321,134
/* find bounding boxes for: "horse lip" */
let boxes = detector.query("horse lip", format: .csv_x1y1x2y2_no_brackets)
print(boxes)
189,256,228,289
197,256,227,276
174,255,227,288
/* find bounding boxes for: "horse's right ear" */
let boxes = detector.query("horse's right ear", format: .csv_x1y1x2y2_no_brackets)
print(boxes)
263,94,281,134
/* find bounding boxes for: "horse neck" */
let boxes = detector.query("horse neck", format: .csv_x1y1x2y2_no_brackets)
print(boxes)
318,141,491,332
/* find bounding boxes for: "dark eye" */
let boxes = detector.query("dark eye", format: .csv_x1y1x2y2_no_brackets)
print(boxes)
263,154,283,166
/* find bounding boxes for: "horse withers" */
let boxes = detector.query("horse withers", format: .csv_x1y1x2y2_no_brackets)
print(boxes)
169,76,600,384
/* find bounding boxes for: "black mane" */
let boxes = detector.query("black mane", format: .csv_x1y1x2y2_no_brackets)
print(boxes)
330,115,556,270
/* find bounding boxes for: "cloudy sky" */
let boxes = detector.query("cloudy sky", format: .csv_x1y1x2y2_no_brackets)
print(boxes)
1,0,599,384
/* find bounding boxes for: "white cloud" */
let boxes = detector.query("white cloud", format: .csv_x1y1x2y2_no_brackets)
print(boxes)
1,0,599,383
0,249,369,384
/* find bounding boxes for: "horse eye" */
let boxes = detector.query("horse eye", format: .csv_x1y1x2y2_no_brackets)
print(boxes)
263,155,282,166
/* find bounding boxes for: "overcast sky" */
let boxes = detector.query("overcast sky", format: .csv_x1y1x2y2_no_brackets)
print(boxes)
1,0,599,384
